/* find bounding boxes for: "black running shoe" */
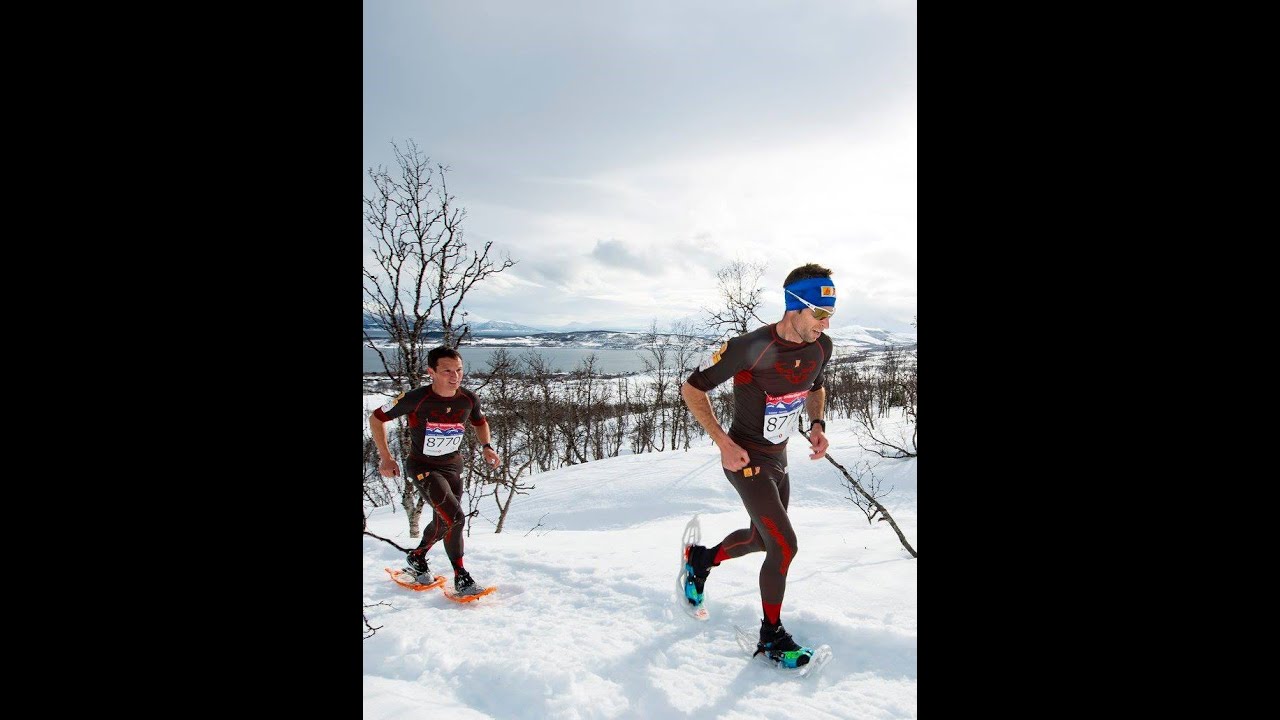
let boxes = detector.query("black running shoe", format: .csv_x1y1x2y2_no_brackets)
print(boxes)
755,620,814,668
683,545,713,605
454,568,483,596
404,549,430,577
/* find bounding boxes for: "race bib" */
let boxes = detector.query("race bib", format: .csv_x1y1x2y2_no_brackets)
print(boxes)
763,390,808,444
422,422,464,456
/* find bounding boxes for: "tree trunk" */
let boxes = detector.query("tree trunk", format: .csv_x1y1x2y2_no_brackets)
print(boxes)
401,482,425,538
495,483,518,534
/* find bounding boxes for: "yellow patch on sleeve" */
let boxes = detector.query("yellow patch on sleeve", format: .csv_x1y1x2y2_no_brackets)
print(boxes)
379,391,406,414
700,342,729,371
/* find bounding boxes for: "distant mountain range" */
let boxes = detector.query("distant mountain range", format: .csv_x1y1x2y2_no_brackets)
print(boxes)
823,325,917,348
363,315,547,337
363,314,915,352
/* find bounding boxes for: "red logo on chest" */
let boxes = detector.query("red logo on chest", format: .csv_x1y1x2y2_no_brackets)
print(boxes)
774,359,817,384
428,407,461,422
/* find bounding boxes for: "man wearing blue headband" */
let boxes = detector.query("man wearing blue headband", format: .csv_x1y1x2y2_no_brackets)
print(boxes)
679,263,835,669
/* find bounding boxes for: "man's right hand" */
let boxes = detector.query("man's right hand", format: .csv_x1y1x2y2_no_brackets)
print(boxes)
378,456,400,478
718,439,750,471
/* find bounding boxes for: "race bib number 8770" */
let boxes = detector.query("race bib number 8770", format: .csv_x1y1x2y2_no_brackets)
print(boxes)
422,422,464,455
763,390,808,444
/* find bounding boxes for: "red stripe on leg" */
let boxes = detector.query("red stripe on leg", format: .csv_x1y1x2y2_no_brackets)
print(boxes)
760,516,793,575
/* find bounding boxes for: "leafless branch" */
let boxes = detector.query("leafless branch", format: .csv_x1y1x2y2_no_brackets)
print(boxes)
524,513,551,537
363,530,413,554
363,601,391,639
802,425,916,558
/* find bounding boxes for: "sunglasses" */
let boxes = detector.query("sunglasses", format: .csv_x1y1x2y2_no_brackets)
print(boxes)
786,289,835,320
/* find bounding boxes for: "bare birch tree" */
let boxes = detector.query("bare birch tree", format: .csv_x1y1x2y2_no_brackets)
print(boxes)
704,259,768,338
362,139,516,537
362,139,516,390
638,320,675,452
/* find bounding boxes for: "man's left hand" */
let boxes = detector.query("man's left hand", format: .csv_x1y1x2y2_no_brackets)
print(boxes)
483,446,502,468
808,426,829,460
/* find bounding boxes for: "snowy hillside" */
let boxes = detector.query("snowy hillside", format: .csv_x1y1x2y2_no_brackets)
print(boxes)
362,419,918,719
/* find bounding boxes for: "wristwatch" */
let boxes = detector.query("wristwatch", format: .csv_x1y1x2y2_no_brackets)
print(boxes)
810,419,826,431
482,443,494,450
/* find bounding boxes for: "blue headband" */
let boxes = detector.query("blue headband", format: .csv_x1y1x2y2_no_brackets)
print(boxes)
784,277,836,311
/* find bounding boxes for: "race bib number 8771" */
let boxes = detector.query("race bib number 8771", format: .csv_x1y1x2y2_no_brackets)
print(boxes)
763,390,808,444
422,422,464,455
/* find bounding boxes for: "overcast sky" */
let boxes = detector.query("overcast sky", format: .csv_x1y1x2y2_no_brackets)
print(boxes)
364,0,916,333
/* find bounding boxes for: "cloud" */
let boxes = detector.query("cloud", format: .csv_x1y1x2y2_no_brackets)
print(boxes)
364,1,916,334
590,239,659,273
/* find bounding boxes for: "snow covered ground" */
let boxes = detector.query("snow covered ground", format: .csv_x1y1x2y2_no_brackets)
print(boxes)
363,419,917,719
